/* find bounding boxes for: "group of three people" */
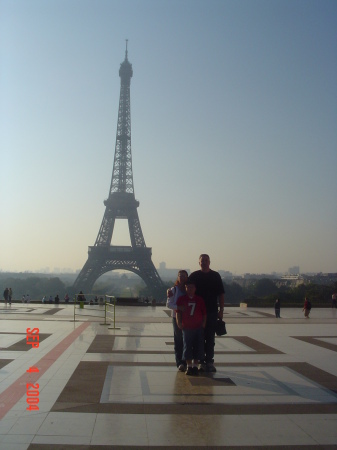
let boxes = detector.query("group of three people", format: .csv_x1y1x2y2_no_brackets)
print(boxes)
167,254,225,376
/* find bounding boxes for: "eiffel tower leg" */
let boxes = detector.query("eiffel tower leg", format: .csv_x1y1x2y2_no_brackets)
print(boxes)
137,258,165,300
95,209,116,247
127,210,165,299
73,256,103,294
128,210,145,248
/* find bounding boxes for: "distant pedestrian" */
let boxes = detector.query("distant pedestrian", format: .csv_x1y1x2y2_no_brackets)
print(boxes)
22,294,26,303
274,298,281,318
3,287,9,304
42,296,47,303
8,288,13,305
302,297,311,318
49,295,53,303
25,294,30,303
332,292,337,308
55,294,60,304
77,291,86,303
64,294,70,303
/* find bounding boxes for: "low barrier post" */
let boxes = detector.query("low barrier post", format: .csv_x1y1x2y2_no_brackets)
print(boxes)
73,295,76,322
100,297,110,326
105,295,120,330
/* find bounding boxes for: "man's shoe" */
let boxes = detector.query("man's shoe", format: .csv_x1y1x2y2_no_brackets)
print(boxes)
185,366,194,376
178,364,186,372
206,363,216,373
198,363,206,372
192,366,199,376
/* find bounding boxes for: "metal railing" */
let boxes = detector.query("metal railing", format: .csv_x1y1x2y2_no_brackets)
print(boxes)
73,294,120,329
73,294,107,320
103,295,120,329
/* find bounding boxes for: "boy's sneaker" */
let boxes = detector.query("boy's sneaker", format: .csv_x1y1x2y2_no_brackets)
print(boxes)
198,363,206,372
206,363,216,373
178,364,186,372
185,367,194,376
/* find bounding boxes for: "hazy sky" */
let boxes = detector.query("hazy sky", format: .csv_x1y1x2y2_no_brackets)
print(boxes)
1,0,336,276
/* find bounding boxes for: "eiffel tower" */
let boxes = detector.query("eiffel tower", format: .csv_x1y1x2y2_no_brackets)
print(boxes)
73,42,164,300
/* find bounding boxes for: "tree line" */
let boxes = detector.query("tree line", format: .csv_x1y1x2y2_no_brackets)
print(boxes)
1,276,69,301
1,274,336,306
223,278,337,306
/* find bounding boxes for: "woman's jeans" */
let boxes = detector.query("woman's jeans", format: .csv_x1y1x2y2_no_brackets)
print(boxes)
172,318,185,367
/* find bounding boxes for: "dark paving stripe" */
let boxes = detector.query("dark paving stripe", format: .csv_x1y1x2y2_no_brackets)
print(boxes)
0,308,35,313
85,335,283,355
108,349,174,354
27,445,337,450
0,334,50,351
0,359,12,368
51,360,337,415
51,401,337,415
292,335,337,352
188,376,236,386
233,336,284,354
256,311,276,318
87,335,116,353
289,362,337,394
110,335,174,338
43,307,64,315
53,361,109,404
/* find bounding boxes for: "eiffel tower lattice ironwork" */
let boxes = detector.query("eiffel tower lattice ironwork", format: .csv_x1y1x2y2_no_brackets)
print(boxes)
73,43,164,299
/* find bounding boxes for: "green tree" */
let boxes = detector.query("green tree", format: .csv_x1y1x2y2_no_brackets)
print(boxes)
253,278,278,298
223,281,244,303
37,277,65,298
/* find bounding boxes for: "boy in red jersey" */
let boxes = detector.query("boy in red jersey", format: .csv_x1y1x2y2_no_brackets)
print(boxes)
176,280,207,376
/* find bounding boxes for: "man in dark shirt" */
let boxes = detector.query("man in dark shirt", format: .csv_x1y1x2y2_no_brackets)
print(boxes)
188,254,225,372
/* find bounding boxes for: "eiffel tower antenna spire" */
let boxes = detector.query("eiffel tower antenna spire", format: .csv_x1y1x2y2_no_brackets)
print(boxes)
73,44,164,299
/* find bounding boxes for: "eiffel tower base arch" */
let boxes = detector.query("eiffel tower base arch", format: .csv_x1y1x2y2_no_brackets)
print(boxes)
73,246,165,301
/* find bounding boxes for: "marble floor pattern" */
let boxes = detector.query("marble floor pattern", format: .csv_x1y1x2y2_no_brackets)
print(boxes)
0,303,336,449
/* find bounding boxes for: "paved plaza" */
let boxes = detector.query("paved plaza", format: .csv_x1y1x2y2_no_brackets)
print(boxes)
0,303,336,449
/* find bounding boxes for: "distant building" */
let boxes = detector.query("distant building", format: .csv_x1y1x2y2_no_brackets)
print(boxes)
243,273,277,280
158,262,190,281
218,270,233,280
276,274,304,288
302,273,337,285
158,263,232,281
288,265,300,275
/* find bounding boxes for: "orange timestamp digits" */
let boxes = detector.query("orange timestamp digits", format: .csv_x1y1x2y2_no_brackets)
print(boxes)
26,327,40,411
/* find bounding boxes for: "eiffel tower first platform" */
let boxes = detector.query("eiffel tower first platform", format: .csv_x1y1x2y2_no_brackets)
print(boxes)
73,43,165,300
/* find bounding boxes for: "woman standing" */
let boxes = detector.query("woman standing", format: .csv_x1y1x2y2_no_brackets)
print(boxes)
303,297,311,318
167,270,188,371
